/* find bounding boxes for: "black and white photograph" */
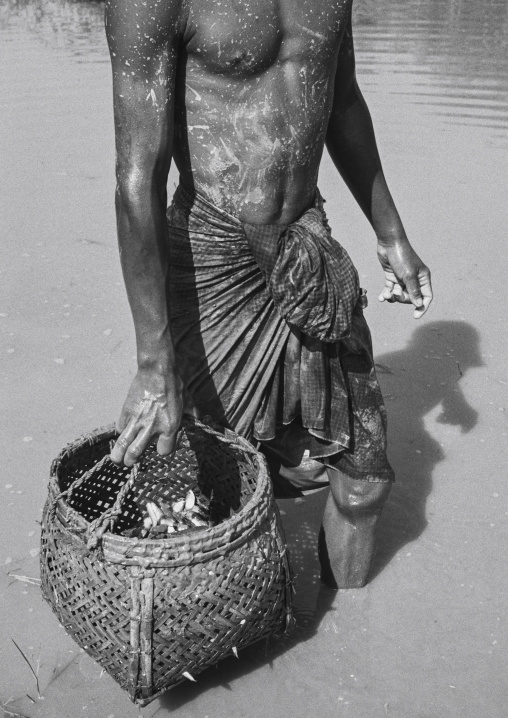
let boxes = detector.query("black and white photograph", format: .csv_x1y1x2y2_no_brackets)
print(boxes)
1,0,506,716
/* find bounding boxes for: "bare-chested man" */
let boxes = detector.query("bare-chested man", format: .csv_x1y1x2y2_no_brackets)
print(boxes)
107,0,432,589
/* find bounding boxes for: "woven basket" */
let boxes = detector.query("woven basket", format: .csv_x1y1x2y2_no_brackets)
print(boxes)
40,418,293,705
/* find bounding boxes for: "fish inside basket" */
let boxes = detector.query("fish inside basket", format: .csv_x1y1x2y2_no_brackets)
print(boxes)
40,418,293,705
61,423,255,539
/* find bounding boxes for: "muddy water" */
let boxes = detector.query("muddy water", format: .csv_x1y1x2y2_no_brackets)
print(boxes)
1,1,507,717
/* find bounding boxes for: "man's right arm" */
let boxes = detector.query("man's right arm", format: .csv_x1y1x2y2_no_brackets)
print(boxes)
105,0,184,466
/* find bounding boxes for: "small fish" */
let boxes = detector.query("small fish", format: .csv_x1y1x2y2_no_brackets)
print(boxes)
158,501,174,517
189,516,209,528
161,517,176,528
150,525,168,535
146,502,163,525
182,670,196,682
185,489,196,510
172,499,185,513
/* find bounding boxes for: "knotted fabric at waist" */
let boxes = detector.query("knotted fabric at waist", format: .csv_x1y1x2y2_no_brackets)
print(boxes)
243,200,360,342
166,181,370,455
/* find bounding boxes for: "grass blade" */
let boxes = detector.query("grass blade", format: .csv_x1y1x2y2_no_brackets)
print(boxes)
11,639,41,698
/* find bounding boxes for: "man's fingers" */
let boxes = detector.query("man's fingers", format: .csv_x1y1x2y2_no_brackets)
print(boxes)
404,275,424,309
379,282,410,304
378,241,432,317
378,287,393,302
111,422,178,466
392,284,407,300
378,278,395,302
157,432,177,456
110,419,139,464
123,425,153,467
115,411,129,435
413,271,433,318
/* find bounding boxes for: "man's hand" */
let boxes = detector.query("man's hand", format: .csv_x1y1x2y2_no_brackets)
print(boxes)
110,368,183,467
377,238,433,319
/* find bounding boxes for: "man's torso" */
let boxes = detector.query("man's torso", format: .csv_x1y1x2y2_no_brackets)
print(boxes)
172,0,352,223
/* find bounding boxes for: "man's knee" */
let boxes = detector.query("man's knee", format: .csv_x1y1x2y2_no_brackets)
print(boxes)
329,474,391,519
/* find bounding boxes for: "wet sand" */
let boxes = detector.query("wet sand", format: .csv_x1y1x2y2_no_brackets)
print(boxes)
1,0,507,716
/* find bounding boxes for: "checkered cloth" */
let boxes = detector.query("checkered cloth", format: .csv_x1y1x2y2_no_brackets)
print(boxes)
243,204,359,342
167,182,393,482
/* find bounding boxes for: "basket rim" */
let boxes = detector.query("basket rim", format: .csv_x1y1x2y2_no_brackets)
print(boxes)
48,420,273,567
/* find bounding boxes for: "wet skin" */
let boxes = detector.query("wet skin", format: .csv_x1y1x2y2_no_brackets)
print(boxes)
106,0,433,586
173,0,348,221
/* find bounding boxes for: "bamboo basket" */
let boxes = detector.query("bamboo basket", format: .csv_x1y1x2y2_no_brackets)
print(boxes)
40,417,293,705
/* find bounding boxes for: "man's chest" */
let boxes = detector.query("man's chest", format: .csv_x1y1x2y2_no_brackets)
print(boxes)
183,0,351,75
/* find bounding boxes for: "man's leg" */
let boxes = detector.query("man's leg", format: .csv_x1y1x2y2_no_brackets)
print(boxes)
318,469,391,589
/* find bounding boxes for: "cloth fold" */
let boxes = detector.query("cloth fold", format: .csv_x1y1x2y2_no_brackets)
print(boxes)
243,200,360,343
167,182,393,483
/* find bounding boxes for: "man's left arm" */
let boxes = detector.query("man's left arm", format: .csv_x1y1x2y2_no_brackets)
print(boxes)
325,13,433,318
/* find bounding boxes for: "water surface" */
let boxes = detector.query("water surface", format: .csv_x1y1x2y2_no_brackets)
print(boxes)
1,2,507,717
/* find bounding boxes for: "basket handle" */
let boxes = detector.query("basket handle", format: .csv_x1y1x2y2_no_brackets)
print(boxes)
86,463,140,548
51,451,111,511
192,417,260,457
51,417,261,549
49,453,139,548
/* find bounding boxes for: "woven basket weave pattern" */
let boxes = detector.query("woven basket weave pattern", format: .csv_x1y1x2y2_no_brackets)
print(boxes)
40,420,292,705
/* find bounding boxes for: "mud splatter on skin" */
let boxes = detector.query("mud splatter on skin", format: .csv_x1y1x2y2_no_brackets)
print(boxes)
170,0,352,220
106,0,351,217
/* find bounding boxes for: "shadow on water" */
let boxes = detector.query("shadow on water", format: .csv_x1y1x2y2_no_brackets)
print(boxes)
157,488,335,713
370,320,482,578
159,320,482,711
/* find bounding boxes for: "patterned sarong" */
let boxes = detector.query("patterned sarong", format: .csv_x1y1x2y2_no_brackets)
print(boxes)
167,182,394,488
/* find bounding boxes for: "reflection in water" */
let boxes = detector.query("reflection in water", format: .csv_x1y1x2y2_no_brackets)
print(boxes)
1,0,508,131
354,0,508,132
0,0,106,58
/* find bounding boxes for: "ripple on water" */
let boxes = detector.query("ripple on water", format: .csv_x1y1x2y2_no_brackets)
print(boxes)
354,0,508,134
0,0,107,58
1,0,508,135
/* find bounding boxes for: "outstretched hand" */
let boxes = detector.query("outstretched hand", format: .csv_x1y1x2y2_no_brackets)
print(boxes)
110,367,183,467
377,238,433,319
